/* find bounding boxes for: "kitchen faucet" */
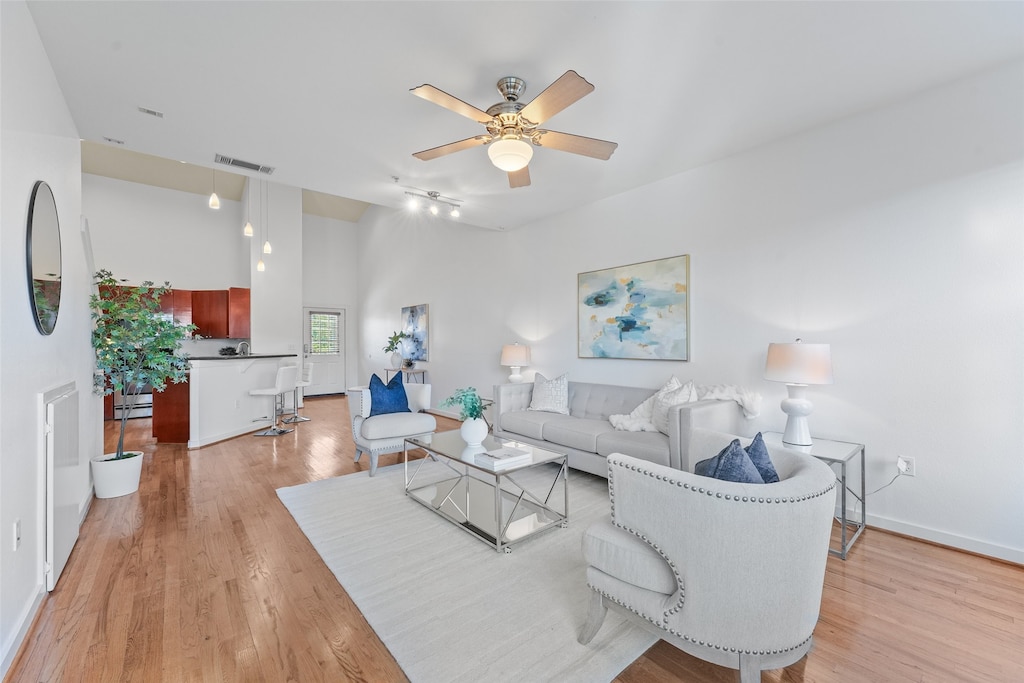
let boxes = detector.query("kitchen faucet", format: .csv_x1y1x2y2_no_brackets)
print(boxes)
236,341,251,356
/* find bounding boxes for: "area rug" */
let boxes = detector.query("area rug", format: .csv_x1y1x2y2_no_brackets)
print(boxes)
276,460,658,683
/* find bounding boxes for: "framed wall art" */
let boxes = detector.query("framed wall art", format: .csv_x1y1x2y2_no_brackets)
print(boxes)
401,303,429,361
578,254,689,361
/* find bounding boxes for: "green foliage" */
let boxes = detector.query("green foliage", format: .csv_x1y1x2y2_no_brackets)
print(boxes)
383,330,409,353
90,269,197,459
440,386,485,421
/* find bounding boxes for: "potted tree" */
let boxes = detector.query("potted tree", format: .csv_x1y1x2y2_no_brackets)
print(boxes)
383,330,408,370
90,270,196,498
441,386,488,447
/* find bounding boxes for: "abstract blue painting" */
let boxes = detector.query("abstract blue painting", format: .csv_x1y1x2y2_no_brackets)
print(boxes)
578,255,689,360
401,304,429,361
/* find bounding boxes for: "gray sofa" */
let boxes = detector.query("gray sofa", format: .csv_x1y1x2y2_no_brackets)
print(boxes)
492,381,745,477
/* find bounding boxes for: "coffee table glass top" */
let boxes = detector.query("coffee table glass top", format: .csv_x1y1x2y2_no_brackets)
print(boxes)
406,430,565,473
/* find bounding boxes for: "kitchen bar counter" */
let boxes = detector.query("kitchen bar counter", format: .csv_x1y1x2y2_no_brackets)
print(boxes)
187,354,298,448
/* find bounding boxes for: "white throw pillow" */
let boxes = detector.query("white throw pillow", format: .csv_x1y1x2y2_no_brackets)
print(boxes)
609,376,681,432
652,379,699,434
528,372,569,415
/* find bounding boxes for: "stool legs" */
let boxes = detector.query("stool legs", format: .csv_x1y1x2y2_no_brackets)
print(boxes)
254,392,294,436
282,386,311,424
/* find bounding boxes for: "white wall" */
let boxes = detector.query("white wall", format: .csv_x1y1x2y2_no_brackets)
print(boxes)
0,2,100,674
82,173,248,289
356,61,1024,563
249,180,303,356
302,213,360,389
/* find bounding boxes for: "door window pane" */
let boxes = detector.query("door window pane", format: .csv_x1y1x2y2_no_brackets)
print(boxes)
309,312,340,355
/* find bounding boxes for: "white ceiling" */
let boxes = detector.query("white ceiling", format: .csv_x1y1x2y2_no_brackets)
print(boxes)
27,1,1024,231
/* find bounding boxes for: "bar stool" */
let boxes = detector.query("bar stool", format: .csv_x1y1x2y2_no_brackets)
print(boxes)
250,365,298,436
283,364,313,424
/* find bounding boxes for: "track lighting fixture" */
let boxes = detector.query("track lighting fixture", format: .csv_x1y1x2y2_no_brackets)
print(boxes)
403,190,462,219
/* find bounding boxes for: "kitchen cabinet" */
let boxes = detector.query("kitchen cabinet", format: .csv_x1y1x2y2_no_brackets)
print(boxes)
158,288,193,326
152,377,189,443
228,287,250,338
191,290,229,338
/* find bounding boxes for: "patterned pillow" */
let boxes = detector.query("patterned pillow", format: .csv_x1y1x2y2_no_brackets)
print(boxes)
609,376,681,432
528,372,569,415
651,379,699,434
368,373,410,416
694,439,765,484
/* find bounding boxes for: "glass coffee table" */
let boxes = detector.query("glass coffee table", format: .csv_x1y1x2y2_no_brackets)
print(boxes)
404,430,568,553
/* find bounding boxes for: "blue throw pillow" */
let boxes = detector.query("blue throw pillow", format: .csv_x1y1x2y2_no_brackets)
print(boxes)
745,432,780,484
694,439,765,484
368,373,410,417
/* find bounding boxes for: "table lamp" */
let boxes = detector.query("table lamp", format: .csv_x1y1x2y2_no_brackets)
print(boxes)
500,343,531,383
764,339,833,446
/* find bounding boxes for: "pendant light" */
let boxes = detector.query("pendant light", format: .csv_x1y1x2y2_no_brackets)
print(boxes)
243,179,254,236
256,179,266,272
262,181,272,254
209,169,220,209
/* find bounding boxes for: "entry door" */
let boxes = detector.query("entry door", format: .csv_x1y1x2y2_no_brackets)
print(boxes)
303,308,347,395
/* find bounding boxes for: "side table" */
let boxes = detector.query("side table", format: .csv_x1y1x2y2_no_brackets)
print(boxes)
762,432,866,560
384,368,427,384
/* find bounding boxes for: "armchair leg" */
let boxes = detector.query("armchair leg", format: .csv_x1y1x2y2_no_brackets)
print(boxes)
354,448,364,463
738,654,762,683
369,453,378,477
578,590,608,645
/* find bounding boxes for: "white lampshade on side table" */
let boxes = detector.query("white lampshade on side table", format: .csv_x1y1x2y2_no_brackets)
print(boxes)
500,343,531,383
764,340,833,447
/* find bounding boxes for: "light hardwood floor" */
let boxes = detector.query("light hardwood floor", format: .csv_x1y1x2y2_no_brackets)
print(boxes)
6,396,1023,682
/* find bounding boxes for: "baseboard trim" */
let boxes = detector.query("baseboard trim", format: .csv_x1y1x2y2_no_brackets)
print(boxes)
863,512,1023,566
0,586,45,679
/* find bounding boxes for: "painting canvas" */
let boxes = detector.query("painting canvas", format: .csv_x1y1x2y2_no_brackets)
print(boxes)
578,255,689,360
401,304,429,361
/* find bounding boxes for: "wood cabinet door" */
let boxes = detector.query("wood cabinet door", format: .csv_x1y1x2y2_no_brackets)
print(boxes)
172,289,193,326
191,290,229,338
228,287,250,338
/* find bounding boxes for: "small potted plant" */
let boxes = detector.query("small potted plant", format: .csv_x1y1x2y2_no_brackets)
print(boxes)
441,386,488,446
383,330,408,369
90,270,196,498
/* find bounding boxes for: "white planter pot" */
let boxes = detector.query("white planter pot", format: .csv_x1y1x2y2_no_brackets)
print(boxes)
460,418,488,447
390,351,404,370
91,451,144,499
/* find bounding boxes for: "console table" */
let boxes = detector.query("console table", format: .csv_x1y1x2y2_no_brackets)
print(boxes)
383,368,427,383
762,432,866,559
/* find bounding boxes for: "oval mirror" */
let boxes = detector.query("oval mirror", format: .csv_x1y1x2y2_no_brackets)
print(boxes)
27,180,61,335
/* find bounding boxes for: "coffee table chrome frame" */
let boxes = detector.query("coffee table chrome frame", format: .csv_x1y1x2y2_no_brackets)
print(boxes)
403,437,569,553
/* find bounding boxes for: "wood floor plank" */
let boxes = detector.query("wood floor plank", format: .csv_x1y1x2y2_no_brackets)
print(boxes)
5,395,1022,682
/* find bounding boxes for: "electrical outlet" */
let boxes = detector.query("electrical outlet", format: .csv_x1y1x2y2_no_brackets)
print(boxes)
897,456,916,477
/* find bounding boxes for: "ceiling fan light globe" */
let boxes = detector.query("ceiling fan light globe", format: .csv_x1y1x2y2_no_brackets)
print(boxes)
488,138,533,172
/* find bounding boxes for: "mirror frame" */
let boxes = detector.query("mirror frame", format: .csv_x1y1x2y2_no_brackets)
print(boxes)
26,180,62,335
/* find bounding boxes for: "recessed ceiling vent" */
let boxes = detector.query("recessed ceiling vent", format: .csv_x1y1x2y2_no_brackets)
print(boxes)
137,106,164,118
214,153,275,175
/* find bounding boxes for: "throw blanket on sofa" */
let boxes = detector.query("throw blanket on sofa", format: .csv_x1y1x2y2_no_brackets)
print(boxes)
696,384,762,419
609,382,761,432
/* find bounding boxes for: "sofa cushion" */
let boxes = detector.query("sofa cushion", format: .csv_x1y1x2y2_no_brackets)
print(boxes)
528,372,570,414
360,411,436,440
543,417,617,453
609,376,680,432
368,373,409,416
582,516,677,595
652,379,699,434
746,432,780,484
596,431,671,467
498,410,559,440
694,438,765,484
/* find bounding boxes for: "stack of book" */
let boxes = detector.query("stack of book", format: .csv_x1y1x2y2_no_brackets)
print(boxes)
474,446,532,471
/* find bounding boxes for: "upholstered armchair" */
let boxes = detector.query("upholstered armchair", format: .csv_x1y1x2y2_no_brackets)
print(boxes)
347,383,436,476
579,428,837,682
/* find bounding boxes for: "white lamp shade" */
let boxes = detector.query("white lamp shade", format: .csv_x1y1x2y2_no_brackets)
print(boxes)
765,342,833,385
487,138,533,172
208,192,220,209
500,344,531,367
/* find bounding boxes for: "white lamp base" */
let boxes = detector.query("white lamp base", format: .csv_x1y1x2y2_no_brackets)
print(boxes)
507,366,524,383
780,384,814,447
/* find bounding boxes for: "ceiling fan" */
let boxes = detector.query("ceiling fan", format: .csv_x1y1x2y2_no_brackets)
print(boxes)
410,70,618,188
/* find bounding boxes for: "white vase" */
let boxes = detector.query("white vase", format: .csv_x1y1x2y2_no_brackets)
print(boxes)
390,351,404,369
460,417,488,447
91,451,144,498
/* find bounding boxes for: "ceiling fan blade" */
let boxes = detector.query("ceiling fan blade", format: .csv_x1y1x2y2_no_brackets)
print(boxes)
519,70,595,125
508,166,531,188
410,84,492,124
533,130,618,160
412,136,489,161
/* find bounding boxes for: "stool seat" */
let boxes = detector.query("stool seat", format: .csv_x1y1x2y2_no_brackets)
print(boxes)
250,365,298,436
283,364,313,424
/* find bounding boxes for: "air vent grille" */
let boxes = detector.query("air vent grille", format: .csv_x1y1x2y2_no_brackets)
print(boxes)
215,153,275,175
137,106,164,118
